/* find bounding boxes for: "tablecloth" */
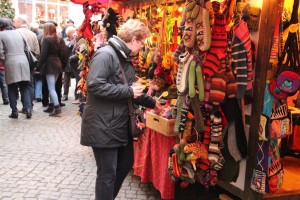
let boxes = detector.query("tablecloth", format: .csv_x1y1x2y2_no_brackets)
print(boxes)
133,128,176,199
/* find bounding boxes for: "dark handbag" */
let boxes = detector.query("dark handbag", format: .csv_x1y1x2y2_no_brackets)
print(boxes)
128,104,146,138
24,47,38,70
119,64,146,139
19,32,38,70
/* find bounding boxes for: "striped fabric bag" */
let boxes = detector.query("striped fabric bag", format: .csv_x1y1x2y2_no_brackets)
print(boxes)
269,101,292,139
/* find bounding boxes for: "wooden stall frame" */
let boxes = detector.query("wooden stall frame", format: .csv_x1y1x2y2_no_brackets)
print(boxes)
217,0,282,199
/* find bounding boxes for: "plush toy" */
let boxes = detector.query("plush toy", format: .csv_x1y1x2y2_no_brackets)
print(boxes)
152,76,166,92
102,8,119,39
184,141,208,170
162,51,173,70
147,48,161,79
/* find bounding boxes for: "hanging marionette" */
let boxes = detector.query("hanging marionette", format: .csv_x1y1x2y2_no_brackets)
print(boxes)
102,7,119,39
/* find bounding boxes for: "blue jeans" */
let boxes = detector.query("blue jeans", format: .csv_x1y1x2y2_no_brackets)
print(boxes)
29,71,35,101
35,78,42,99
46,73,59,107
8,81,31,113
92,141,134,200
0,70,8,102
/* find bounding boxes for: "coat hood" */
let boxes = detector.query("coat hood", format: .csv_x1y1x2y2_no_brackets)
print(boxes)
108,35,132,61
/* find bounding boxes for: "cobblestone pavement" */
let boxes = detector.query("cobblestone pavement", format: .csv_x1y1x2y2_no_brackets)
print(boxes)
0,81,161,200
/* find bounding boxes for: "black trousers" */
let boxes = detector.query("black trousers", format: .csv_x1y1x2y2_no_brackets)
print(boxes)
92,141,133,200
42,73,62,106
8,81,31,113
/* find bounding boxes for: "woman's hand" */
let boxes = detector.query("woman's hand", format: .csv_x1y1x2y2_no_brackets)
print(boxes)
154,101,163,113
131,83,144,98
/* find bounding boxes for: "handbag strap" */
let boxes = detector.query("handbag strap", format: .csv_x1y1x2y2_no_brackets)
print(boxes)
119,63,135,114
16,30,29,50
106,43,135,114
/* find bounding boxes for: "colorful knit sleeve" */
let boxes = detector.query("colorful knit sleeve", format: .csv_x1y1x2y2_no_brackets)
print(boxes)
231,36,247,99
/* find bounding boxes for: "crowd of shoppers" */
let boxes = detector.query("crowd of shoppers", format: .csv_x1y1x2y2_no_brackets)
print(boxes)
0,15,80,118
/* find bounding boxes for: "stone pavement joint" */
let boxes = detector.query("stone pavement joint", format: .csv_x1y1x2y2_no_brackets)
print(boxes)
0,80,162,200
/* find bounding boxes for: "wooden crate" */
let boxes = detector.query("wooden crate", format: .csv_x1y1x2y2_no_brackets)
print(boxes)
146,112,176,137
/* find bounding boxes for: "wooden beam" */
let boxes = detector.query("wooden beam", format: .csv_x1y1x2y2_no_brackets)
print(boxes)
244,0,282,199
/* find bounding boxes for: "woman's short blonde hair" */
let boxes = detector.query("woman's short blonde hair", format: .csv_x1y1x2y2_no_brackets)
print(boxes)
117,19,150,43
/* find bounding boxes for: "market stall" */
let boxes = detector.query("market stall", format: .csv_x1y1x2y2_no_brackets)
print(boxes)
69,0,300,199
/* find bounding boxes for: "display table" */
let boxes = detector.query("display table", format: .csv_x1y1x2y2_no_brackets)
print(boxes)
133,128,176,199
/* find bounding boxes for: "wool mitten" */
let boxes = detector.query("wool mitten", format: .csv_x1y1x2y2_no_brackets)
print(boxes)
231,36,248,99
208,136,220,164
176,52,194,94
182,112,194,142
195,62,205,101
208,113,223,166
213,12,227,33
179,107,189,133
174,95,190,134
209,69,227,105
179,138,187,165
211,154,225,171
269,14,280,64
190,97,205,134
226,66,237,98
195,7,211,51
224,35,237,98
182,0,197,48
173,40,186,60
183,162,195,179
203,77,213,112
202,15,227,77
188,60,197,98
197,158,210,171
210,112,223,143
234,20,253,92
211,1,220,13
174,95,184,134
203,115,211,146
227,121,242,162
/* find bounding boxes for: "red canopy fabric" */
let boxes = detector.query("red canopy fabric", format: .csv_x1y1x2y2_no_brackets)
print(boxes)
70,0,124,5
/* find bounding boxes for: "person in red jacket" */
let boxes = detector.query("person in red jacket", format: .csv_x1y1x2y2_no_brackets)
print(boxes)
0,60,9,105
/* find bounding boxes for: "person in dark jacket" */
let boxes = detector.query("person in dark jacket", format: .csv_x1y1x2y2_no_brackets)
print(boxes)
38,20,65,108
35,23,68,117
69,29,83,104
62,26,77,101
80,19,162,200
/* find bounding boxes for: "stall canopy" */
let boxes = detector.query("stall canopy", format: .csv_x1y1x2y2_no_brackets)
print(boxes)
70,0,126,5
